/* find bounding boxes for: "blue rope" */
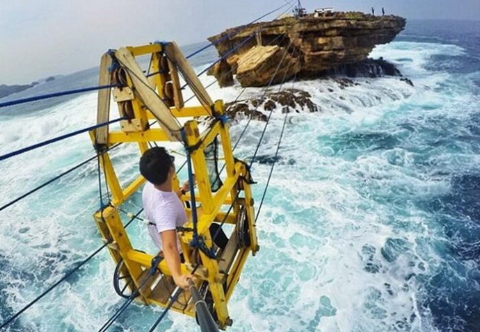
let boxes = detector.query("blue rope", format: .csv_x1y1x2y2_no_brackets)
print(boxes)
0,117,124,162
0,207,144,330
0,145,116,213
0,242,109,329
185,2,291,60
184,132,199,233
98,255,164,332
248,40,294,168
255,105,289,221
1,3,290,111
0,84,118,109
182,130,216,258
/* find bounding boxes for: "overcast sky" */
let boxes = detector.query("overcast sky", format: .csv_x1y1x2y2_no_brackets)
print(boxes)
1,0,479,85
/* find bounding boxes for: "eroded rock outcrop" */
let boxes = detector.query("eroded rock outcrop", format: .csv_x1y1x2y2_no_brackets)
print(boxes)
208,12,406,87
225,89,319,121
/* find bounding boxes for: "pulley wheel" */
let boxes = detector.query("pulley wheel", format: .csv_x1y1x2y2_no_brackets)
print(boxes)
113,259,138,299
237,206,251,248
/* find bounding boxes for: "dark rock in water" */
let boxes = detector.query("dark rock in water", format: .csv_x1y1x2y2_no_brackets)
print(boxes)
208,12,406,87
364,262,381,273
381,238,409,262
361,244,382,273
225,102,267,121
266,89,318,112
253,155,281,165
329,77,357,89
251,154,296,166
225,89,318,121
315,58,402,78
45,76,55,82
400,77,414,86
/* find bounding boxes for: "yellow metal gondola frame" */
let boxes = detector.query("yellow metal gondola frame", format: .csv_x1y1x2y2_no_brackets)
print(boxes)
89,42,258,329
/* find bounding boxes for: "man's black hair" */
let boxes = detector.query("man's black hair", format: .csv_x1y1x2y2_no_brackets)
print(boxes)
139,147,173,185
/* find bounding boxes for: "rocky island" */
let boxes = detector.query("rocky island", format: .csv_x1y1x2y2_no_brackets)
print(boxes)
0,82,38,99
208,11,406,87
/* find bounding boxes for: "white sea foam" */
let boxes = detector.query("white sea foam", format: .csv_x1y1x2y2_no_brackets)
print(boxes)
1,40,479,331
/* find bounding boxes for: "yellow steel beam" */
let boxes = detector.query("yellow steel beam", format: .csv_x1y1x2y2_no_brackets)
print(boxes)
95,206,147,300
181,162,243,245
99,152,124,205
184,120,214,213
127,44,162,56
122,175,146,203
146,105,211,119
214,211,237,224
108,129,170,144
199,120,221,151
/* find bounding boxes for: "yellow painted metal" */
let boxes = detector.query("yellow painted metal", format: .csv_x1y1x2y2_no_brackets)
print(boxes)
146,105,211,118
183,120,215,213
108,129,170,144
94,206,147,302
98,152,124,205
127,44,162,56
89,42,258,329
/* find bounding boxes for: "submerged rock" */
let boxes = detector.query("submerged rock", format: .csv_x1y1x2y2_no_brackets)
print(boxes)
208,11,406,87
317,58,402,78
225,89,318,121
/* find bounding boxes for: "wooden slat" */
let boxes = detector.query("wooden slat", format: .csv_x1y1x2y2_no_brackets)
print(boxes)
165,42,213,112
149,276,193,312
164,45,184,110
150,275,176,304
218,230,239,276
114,47,182,141
95,53,112,146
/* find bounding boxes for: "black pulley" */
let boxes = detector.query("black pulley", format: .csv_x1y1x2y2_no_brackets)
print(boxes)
237,206,251,248
113,259,138,299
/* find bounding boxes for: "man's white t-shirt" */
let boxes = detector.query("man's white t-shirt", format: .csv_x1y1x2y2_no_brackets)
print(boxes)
142,182,187,252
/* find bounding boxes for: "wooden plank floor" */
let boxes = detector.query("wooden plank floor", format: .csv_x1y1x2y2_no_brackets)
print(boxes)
147,229,240,312
218,228,239,278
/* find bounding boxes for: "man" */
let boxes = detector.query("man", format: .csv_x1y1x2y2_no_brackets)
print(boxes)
140,147,228,290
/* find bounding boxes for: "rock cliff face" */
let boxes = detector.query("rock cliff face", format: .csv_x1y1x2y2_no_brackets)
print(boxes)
208,12,406,87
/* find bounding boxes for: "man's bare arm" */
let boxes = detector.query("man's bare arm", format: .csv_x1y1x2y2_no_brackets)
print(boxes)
160,229,191,289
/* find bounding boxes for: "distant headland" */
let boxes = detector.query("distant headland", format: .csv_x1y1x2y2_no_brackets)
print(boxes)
207,10,406,87
0,76,56,99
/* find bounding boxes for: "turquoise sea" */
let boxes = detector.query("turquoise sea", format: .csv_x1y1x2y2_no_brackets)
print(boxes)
1,19,480,332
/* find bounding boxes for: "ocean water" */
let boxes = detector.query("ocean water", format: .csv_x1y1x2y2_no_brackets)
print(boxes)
1,20,480,332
